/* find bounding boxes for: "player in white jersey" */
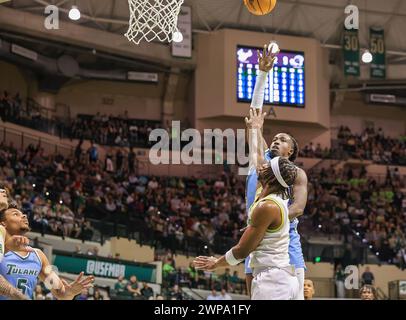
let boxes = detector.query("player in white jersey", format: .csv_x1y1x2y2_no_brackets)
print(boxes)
194,155,300,300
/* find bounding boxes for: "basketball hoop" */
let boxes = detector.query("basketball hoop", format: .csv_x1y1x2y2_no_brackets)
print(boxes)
125,0,184,44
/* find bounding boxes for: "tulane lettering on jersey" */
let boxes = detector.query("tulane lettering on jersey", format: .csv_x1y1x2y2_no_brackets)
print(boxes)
0,251,42,300
5,264,40,276
245,149,305,272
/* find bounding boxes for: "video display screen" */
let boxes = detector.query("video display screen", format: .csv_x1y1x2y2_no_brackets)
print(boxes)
237,45,305,107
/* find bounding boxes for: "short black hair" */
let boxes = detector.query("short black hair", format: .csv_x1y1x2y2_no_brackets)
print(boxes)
0,202,18,222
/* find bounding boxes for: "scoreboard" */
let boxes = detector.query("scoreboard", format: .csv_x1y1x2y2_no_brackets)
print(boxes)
236,45,305,108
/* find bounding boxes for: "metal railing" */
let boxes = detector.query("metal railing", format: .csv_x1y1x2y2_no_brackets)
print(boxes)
376,287,389,300
0,125,74,157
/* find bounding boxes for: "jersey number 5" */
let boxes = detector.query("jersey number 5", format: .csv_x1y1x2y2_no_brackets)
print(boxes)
17,278,28,295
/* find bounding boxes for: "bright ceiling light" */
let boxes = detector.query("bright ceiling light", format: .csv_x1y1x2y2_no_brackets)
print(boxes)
69,6,81,21
172,31,183,43
362,50,373,64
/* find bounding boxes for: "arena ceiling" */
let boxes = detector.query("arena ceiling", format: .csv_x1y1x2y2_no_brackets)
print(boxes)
3,0,406,60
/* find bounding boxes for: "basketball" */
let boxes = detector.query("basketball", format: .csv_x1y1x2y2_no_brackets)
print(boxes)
244,0,277,16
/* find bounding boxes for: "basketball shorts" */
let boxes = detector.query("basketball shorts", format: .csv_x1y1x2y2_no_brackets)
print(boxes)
251,266,299,300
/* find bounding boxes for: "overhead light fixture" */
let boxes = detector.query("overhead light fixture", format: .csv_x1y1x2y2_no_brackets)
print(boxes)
362,49,373,64
172,31,183,43
69,5,81,21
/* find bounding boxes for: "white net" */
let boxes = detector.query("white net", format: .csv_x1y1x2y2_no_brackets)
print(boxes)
125,0,185,44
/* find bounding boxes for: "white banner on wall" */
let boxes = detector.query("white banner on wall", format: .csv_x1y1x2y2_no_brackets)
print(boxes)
172,6,192,58
400,280,406,295
11,44,38,61
127,71,158,83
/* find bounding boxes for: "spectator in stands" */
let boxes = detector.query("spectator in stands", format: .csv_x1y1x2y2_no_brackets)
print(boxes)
75,288,89,300
206,289,221,300
75,139,83,163
128,147,136,174
81,220,94,241
300,126,406,165
361,267,375,286
304,279,315,300
335,264,345,298
0,90,10,121
126,275,141,298
0,131,404,302
90,287,104,300
116,149,124,173
197,269,208,290
75,245,82,255
33,284,45,300
87,142,98,163
359,285,377,300
114,276,128,295
187,262,197,288
168,284,183,300
229,271,241,293
219,289,232,300
220,268,232,291
105,154,114,173
141,282,154,300
398,248,406,270
162,257,176,286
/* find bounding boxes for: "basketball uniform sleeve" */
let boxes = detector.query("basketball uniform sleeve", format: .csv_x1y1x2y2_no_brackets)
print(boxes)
250,70,268,110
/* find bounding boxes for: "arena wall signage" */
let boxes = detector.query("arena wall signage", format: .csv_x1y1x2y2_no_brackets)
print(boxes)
370,27,386,79
53,252,156,282
172,6,192,58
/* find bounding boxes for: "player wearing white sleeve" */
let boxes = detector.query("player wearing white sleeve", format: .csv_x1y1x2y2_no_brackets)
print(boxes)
250,42,279,111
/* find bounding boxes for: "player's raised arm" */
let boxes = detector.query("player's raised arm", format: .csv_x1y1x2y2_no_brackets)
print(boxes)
36,249,94,300
250,43,279,110
193,201,280,271
245,108,267,171
245,43,279,170
288,168,308,220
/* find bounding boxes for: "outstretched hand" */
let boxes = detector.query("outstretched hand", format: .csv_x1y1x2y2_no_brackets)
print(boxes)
5,234,33,253
257,43,279,72
193,256,218,272
245,108,267,130
60,272,95,299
